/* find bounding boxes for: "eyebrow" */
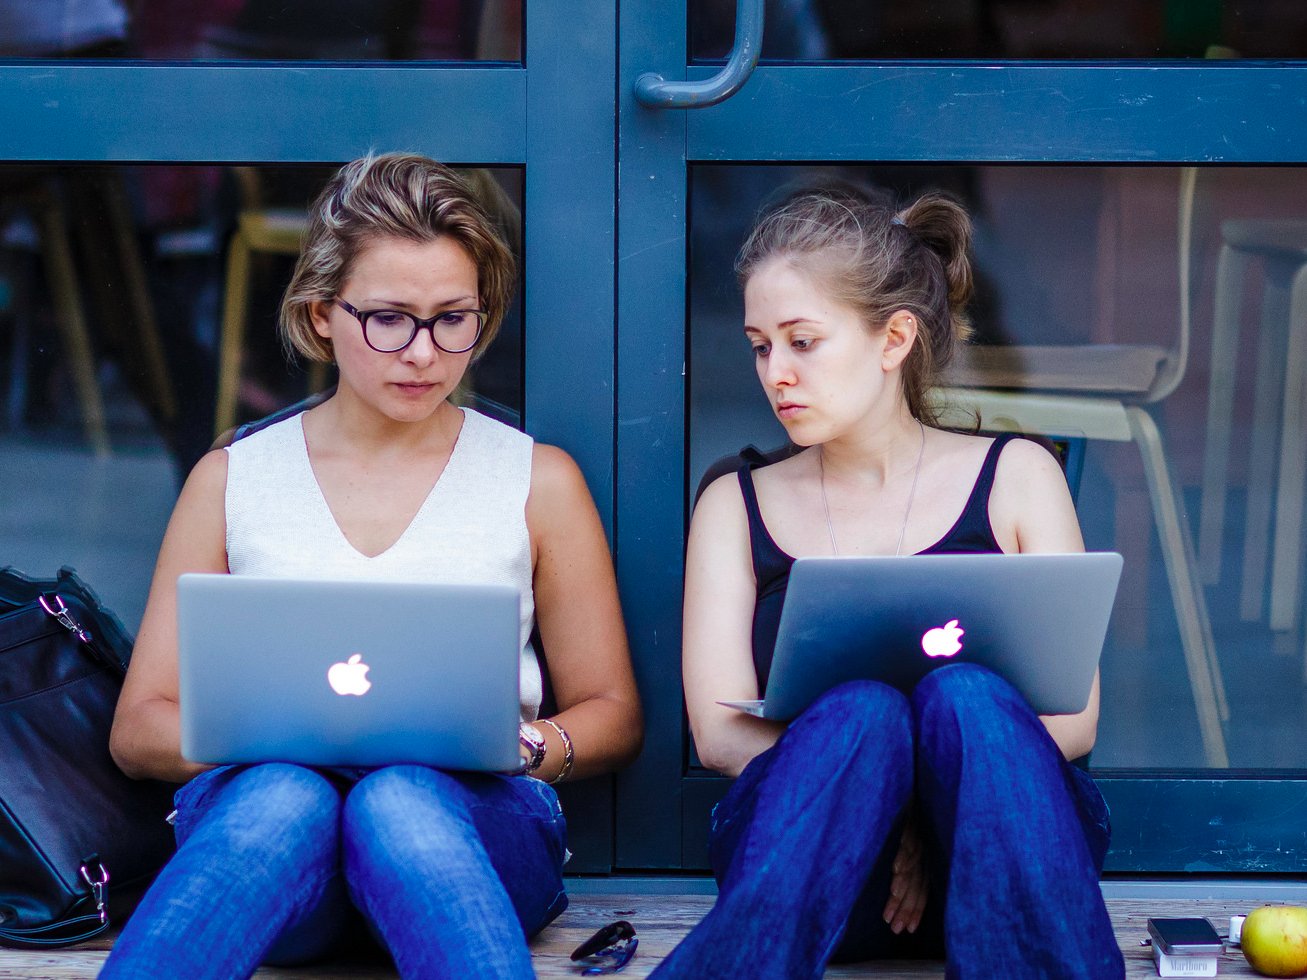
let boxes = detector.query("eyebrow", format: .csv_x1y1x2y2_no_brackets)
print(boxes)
359,295,479,309
743,317,820,333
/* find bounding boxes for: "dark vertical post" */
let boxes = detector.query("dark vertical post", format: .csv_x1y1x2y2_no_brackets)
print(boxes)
615,0,691,868
525,0,620,872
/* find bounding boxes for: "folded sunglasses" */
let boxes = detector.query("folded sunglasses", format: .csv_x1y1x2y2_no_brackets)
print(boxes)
570,919,638,975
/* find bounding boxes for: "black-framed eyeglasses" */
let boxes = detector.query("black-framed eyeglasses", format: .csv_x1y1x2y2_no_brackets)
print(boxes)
570,919,637,975
335,299,486,354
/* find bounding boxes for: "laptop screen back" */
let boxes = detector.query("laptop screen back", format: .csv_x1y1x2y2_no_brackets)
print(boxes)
177,574,522,770
762,552,1123,721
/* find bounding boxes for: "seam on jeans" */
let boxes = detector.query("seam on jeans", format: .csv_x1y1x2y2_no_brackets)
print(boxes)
528,887,569,937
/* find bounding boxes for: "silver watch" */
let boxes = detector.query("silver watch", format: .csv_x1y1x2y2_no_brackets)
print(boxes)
518,723,547,774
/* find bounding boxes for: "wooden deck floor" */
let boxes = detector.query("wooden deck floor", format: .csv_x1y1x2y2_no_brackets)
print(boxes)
0,894,1269,978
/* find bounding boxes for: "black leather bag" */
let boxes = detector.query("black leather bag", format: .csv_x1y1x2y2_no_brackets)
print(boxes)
0,566,178,949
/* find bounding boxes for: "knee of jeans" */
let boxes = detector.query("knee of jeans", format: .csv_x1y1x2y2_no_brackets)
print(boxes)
914,663,1020,715
220,764,341,850
912,664,1034,752
792,679,912,754
343,765,472,841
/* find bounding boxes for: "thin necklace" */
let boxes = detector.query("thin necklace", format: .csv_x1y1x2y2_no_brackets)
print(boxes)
818,418,927,558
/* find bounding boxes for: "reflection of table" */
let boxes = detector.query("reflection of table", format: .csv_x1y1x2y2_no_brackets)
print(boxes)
1197,220,1307,663
1,170,176,454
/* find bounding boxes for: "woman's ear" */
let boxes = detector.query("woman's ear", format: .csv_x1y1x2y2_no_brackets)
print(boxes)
881,309,918,371
309,300,333,340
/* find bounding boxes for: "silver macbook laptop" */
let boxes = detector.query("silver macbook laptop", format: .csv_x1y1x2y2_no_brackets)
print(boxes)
720,552,1122,721
177,574,522,770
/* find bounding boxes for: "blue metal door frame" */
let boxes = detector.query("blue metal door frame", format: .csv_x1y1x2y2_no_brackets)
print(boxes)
615,0,1307,871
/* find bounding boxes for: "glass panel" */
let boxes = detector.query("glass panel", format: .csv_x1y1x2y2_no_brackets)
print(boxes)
0,1,522,61
688,162,1307,770
692,0,1306,61
0,162,523,629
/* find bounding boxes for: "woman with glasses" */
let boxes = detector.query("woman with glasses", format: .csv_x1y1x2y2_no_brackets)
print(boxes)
652,186,1123,979
104,153,642,979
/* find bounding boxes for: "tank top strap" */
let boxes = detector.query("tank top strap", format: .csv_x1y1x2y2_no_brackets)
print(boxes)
736,464,794,581
979,432,1019,487
951,432,1019,532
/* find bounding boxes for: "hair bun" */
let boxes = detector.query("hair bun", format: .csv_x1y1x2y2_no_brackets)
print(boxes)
898,194,974,343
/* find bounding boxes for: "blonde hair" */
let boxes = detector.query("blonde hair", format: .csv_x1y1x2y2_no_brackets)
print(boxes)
280,153,517,363
735,185,974,425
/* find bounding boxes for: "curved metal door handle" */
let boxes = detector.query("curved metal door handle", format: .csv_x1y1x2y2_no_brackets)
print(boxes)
635,0,764,109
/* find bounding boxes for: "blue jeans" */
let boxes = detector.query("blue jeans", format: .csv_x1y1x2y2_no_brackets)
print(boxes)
652,665,1123,980
100,763,568,980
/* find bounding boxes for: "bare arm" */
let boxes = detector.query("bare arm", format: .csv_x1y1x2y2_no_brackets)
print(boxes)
990,438,1100,760
523,445,642,782
682,475,786,778
110,450,230,783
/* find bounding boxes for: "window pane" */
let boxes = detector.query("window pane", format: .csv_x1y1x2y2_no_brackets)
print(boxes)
0,162,522,629
689,162,1307,770
692,0,1306,61
0,1,522,62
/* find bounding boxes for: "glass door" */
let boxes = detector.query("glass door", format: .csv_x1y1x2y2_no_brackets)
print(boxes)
615,0,1307,870
0,1,619,871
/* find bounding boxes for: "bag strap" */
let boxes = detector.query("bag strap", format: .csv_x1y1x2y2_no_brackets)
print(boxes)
0,913,110,949
0,858,110,950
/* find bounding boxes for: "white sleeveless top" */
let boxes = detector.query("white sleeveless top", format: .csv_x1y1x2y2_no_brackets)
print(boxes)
223,407,543,721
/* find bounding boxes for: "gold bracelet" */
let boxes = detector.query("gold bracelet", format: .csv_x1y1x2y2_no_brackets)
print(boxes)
538,718,574,785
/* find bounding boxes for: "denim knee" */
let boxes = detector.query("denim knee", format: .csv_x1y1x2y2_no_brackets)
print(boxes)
343,765,472,842
212,764,342,851
912,663,1057,774
803,679,911,730
783,680,913,774
913,663,1024,724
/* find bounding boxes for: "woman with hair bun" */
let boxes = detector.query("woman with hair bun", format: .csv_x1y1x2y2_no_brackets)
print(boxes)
654,187,1122,978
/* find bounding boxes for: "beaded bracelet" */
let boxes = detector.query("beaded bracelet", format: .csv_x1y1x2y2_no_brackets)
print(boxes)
538,718,575,785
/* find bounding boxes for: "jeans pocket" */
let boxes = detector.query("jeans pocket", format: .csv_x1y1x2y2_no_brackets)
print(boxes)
172,765,239,844
519,776,565,822
478,775,569,866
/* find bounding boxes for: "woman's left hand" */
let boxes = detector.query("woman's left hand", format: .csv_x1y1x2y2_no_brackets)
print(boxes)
882,817,928,934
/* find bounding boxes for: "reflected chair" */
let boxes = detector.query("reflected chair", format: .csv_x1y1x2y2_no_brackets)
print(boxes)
212,177,319,438
929,168,1231,767
1196,220,1307,658
0,171,176,455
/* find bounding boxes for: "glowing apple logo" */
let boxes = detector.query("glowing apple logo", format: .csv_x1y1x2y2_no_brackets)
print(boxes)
921,619,964,658
327,653,372,696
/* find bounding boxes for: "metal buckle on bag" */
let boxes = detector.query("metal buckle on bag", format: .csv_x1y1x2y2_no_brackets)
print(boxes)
79,859,110,925
38,594,92,644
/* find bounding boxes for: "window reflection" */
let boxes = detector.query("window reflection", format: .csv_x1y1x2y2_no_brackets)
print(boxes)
0,0,523,61
693,0,1307,60
0,163,523,629
689,163,1307,769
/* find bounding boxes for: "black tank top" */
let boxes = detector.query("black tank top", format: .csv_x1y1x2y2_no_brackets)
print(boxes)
739,433,1018,694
